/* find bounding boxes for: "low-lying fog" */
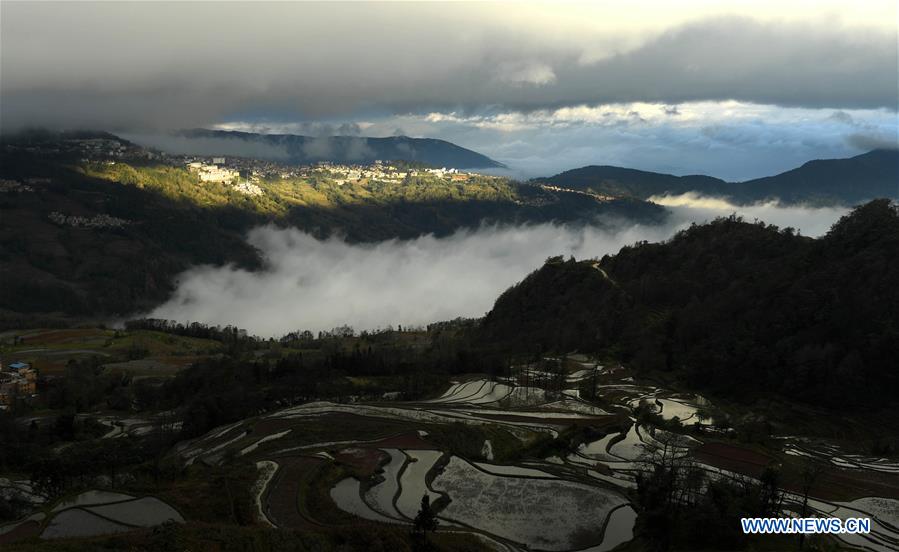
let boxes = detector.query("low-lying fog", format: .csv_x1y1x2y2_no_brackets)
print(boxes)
146,195,849,336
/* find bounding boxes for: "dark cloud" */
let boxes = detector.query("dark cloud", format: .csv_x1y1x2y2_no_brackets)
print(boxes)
846,132,899,151
829,111,855,124
119,133,290,159
1,3,895,132
550,17,897,111
825,109,899,152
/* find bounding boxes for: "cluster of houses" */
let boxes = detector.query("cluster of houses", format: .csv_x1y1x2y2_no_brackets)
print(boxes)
215,156,303,180
48,211,130,229
184,158,266,195
321,161,473,186
327,164,410,185
175,153,484,191
0,178,37,193
69,138,162,161
232,180,264,196
0,361,37,411
180,156,479,192
185,160,240,183
211,158,477,187
538,183,616,202
3,137,159,162
70,138,127,157
422,166,468,178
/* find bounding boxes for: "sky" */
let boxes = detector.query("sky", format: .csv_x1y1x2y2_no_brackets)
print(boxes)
2,1,897,178
146,194,850,336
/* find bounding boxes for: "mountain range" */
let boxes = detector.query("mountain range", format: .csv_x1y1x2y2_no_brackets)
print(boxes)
173,132,899,206
535,149,899,205
1,128,897,322
172,129,506,169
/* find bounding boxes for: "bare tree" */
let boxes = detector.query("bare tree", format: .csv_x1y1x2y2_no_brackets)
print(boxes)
798,460,826,550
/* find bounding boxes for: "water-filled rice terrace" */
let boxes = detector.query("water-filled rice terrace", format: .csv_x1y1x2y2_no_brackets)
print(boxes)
5,356,893,549
165,355,899,552
0,490,184,545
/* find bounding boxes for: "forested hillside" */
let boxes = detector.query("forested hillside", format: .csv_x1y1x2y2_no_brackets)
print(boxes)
737,149,899,204
481,199,899,407
534,166,728,198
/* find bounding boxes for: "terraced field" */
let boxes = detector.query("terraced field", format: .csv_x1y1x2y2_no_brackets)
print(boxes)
6,354,896,550
167,356,899,551
0,490,184,544
148,362,608,548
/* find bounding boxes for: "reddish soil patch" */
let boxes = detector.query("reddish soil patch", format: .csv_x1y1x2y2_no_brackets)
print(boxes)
695,442,774,477
0,520,41,545
21,328,106,346
475,412,602,427
19,328,104,345
784,466,899,502
697,443,899,501
202,425,249,448
294,412,420,444
265,456,325,530
334,447,389,477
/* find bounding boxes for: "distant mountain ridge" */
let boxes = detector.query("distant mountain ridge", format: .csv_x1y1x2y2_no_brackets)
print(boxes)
535,149,899,205
177,129,505,170
737,149,899,204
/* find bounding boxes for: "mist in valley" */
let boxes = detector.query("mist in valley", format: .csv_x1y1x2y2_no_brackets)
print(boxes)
146,195,849,336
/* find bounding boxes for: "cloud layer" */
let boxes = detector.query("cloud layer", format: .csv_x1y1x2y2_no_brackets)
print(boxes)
403,102,897,180
146,198,849,336
1,3,896,132
136,100,896,181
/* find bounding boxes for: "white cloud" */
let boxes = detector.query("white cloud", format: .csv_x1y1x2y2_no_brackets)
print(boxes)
412,101,893,133
145,199,848,336
376,101,896,180
652,193,850,236
650,193,739,210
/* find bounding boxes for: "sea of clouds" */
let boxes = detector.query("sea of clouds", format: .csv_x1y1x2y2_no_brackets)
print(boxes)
145,195,849,336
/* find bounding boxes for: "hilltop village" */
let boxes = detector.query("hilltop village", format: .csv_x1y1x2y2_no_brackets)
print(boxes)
2,136,489,200
183,157,478,196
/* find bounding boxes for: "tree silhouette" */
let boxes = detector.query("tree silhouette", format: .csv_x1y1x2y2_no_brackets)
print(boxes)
412,494,438,539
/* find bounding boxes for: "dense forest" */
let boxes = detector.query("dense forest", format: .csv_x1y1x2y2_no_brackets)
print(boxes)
481,199,899,408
